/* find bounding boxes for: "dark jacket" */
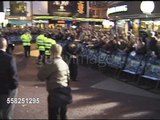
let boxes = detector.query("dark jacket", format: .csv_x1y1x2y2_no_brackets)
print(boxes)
0,50,19,94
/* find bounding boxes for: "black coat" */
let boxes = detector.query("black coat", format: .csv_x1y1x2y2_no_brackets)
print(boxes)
0,50,19,94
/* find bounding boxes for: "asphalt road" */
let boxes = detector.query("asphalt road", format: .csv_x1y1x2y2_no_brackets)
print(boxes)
12,44,160,119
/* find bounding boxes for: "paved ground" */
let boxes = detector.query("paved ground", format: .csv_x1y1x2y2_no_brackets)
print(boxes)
12,44,160,119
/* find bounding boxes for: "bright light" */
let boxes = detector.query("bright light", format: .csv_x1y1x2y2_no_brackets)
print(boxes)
0,12,5,23
102,20,114,28
140,1,155,14
102,20,110,26
71,25,77,29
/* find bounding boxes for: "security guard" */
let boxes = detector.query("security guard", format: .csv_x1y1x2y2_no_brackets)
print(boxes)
44,33,56,64
36,32,45,64
20,30,32,57
66,41,80,81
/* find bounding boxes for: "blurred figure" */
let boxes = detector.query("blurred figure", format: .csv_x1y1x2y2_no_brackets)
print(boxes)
133,37,146,55
66,41,80,81
20,30,32,57
0,37,19,119
37,44,71,120
146,31,158,57
6,40,15,55
36,32,45,64
5,33,15,55
44,33,56,64
0,31,15,55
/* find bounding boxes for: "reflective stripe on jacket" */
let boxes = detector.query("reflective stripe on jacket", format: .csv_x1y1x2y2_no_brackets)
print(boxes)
36,34,45,51
21,33,32,46
44,38,56,56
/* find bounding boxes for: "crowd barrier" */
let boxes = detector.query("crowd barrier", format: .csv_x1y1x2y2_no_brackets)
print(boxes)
137,57,160,89
59,40,160,89
7,35,159,89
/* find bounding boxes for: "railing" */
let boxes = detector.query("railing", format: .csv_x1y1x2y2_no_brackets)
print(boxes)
59,40,160,89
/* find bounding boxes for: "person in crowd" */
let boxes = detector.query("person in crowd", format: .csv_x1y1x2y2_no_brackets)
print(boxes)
116,36,128,53
20,30,32,57
146,31,158,57
103,38,117,53
0,37,19,119
133,36,146,55
36,32,46,64
66,41,80,81
44,32,57,64
37,44,71,120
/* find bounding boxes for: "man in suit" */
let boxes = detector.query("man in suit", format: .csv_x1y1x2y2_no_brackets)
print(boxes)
0,37,19,119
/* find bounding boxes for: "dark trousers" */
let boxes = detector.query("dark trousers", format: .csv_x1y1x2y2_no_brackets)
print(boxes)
23,46,31,57
0,89,18,120
69,57,78,81
38,51,45,63
48,93,67,120
69,64,78,81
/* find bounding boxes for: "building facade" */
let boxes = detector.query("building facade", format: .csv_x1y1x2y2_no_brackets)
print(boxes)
2,1,107,28
107,1,160,36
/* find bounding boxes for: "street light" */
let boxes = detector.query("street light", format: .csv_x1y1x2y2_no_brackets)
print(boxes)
140,1,155,33
140,1,155,15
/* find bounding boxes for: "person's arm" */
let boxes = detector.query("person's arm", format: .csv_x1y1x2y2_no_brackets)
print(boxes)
9,57,19,90
20,34,24,41
30,34,33,40
29,34,32,42
37,64,54,81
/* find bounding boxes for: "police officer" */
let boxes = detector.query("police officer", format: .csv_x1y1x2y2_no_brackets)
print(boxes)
36,32,45,64
20,30,32,57
44,33,56,64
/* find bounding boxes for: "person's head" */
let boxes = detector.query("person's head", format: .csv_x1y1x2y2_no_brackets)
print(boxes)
25,30,31,34
50,44,62,58
0,37,8,50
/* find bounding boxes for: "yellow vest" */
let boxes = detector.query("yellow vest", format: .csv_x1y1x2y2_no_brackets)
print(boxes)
44,37,56,56
21,33,32,46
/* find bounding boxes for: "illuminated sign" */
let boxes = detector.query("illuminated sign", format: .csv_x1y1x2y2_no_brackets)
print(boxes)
33,15,105,22
10,1,27,16
57,20,65,24
32,20,49,23
107,5,128,16
77,1,85,14
53,1,69,12
48,1,86,17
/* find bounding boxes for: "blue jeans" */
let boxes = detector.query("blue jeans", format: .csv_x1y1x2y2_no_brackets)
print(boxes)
0,88,18,120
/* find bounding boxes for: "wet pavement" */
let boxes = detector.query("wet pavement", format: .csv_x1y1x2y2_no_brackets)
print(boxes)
13,44,160,119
